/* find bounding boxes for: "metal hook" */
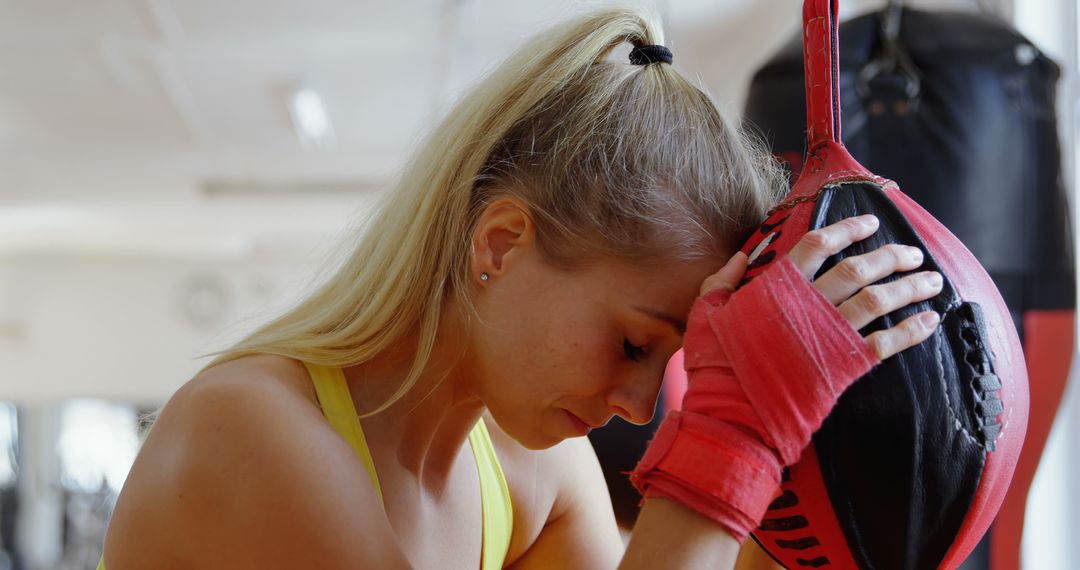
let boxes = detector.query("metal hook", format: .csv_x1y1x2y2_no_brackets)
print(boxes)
856,2,922,103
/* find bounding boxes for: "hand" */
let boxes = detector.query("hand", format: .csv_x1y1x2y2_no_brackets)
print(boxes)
701,214,942,360
632,214,929,543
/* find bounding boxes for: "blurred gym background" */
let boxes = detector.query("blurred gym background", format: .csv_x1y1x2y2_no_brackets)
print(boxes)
0,0,1075,568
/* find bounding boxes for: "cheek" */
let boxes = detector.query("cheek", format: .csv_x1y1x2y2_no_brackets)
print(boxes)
483,308,617,401
473,266,626,401
542,319,625,394
472,304,559,399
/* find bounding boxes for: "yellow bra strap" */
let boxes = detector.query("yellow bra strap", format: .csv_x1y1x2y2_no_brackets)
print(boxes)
469,418,514,570
303,362,385,508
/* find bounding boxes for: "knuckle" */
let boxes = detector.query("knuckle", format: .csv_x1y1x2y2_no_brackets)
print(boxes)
903,275,924,297
867,333,889,359
701,276,731,296
886,243,909,264
801,229,831,252
906,316,927,339
861,286,889,314
836,302,857,325
839,257,870,283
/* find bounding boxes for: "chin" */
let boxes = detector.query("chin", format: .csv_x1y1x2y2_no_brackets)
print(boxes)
488,410,564,450
504,423,564,450
521,432,565,450
517,436,564,451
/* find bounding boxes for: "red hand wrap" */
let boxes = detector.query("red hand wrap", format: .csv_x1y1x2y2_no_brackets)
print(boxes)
631,256,880,541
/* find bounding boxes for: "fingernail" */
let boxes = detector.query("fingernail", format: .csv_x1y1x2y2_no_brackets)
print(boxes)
908,247,924,264
920,312,941,328
925,271,942,287
859,215,879,228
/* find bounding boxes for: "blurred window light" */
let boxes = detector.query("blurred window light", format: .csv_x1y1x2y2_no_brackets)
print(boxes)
0,403,16,487
58,400,138,492
288,87,337,151
0,205,89,233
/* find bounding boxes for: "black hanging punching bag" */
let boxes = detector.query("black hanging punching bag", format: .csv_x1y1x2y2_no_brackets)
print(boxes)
744,5,1075,569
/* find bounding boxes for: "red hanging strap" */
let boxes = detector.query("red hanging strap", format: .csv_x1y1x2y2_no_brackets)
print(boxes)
788,0,879,194
803,0,841,147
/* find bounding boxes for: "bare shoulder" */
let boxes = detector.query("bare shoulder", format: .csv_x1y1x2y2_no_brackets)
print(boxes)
103,355,410,570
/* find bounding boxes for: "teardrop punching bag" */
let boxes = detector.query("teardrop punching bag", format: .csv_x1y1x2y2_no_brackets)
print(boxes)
743,5,1074,569
712,1,1031,568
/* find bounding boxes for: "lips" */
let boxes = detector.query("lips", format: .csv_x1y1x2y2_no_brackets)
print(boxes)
563,410,595,435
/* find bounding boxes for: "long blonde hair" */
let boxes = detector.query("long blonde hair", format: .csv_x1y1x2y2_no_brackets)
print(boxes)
198,8,785,416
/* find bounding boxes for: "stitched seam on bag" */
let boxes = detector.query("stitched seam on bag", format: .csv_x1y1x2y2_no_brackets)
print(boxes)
933,327,983,447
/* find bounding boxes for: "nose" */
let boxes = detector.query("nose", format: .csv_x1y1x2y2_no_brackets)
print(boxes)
607,368,665,426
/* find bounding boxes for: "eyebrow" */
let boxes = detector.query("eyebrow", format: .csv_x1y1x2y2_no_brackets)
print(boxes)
634,306,687,335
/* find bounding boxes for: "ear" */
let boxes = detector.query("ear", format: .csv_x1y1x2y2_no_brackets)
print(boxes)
470,198,535,280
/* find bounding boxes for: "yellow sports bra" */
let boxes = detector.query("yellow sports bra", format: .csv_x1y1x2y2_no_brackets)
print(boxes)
302,361,514,569
98,362,513,570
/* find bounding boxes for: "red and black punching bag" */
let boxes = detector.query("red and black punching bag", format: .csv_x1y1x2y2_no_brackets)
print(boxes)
728,1,1029,568
743,4,1073,568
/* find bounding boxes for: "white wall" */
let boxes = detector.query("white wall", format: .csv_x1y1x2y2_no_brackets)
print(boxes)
1014,0,1080,567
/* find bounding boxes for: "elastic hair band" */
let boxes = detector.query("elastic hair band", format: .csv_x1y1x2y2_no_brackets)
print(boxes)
629,44,673,66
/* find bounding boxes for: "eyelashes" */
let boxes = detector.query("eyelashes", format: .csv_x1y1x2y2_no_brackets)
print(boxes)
623,338,646,361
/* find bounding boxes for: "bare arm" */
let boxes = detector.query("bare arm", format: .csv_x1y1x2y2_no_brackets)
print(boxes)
620,498,741,570
506,436,770,570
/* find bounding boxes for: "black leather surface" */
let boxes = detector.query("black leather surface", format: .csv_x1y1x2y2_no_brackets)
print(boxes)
809,182,993,570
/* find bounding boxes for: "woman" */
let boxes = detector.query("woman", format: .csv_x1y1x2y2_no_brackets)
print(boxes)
100,8,941,569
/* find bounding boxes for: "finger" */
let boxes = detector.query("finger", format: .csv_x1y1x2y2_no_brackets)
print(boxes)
838,271,944,330
700,252,749,297
814,243,926,306
864,310,941,360
787,215,879,279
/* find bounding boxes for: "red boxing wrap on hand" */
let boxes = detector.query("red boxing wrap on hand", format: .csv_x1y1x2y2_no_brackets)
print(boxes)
631,256,880,541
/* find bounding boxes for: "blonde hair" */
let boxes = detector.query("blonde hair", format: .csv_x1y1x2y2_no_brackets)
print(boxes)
197,8,785,416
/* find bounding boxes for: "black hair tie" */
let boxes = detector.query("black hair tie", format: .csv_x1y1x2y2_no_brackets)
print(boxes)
629,44,673,66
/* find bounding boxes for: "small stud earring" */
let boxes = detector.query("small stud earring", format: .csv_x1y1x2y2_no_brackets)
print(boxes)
480,272,490,281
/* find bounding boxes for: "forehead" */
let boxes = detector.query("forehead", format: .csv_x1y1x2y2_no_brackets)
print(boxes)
575,257,721,309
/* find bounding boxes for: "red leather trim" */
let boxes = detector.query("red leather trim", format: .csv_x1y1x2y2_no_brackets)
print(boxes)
788,141,884,202
754,445,861,569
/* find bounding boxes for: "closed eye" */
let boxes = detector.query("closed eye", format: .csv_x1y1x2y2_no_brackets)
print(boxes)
623,338,646,362
633,306,686,335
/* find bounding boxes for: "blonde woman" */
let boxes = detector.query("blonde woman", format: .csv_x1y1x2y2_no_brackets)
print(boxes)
100,8,941,569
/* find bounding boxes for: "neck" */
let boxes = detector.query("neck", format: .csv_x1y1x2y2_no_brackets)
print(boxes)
340,306,484,491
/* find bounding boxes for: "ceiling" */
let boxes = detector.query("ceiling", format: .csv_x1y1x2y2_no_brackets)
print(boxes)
0,0,1004,255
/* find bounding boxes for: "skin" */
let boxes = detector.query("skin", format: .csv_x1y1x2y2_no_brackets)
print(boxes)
101,198,943,569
